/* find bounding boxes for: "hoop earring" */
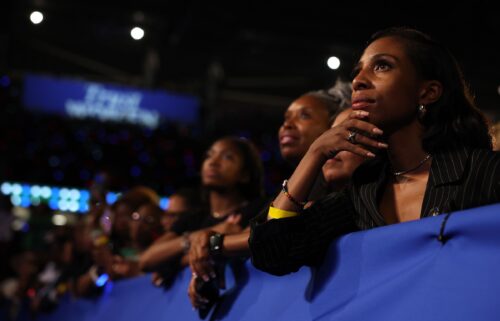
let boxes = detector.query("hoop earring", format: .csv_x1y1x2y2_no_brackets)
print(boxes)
418,104,427,120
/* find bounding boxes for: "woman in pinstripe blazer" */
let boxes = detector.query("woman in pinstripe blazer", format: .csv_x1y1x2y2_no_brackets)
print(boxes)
249,27,500,276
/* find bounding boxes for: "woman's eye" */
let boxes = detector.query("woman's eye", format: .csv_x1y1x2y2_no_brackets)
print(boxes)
374,61,392,72
222,153,235,160
299,112,311,119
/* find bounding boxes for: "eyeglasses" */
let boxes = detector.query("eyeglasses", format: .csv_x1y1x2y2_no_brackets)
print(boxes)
130,212,158,224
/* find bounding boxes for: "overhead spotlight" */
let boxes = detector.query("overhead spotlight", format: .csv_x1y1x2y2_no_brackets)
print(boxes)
327,56,341,70
30,11,44,24
130,27,145,40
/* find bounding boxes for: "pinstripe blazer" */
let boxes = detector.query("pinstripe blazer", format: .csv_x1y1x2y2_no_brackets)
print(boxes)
249,147,500,276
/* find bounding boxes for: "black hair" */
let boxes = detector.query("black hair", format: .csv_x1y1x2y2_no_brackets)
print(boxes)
369,27,492,151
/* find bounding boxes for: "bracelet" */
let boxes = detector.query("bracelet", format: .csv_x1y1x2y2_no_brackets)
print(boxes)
268,206,299,219
281,179,306,209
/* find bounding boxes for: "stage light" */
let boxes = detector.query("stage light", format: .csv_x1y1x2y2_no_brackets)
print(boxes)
1,182,12,195
40,186,52,199
30,11,44,24
130,27,145,40
30,185,41,198
12,184,22,196
327,56,341,70
70,189,80,200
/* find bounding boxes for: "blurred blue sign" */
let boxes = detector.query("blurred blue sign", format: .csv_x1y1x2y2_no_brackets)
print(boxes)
22,74,199,128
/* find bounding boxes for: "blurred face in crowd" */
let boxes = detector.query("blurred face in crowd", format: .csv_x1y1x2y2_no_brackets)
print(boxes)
161,194,189,232
278,95,331,164
112,202,133,239
322,109,366,190
129,204,162,249
201,139,249,191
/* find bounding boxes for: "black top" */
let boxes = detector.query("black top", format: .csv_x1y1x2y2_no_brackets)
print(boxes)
249,147,500,276
171,197,268,235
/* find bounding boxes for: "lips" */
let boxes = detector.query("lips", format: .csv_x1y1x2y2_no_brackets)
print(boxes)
203,170,220,178
351,96,376,110
279,133,299,145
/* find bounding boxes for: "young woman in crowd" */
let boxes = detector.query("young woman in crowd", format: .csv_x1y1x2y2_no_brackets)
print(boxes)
139,137,265,275
187,81,360,309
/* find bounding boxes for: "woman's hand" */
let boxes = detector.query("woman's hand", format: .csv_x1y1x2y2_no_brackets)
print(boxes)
188,274,209,310
309,110,387,161
188,230,216,282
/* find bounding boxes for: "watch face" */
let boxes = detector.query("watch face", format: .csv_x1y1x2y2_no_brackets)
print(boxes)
209,233,223,253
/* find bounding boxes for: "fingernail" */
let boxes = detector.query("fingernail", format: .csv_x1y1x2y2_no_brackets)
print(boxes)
210,272,216,279
378,142,388,148
372,128,383,135
367,152,376,157
358,111,369,116
202,275,210,282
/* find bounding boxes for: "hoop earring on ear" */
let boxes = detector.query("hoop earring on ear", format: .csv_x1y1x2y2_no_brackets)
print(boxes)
418,104,427,120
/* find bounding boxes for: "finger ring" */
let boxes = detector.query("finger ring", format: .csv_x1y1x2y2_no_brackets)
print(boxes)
347,131,357,144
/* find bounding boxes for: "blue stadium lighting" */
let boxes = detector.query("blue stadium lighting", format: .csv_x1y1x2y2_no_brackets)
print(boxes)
160,197,169,210
22,185,30,196
1,181,166,213
58,200,69,211
79,190,90,202
69,202,79,212
21,196,31,207
10,195,21,206
40,186,52,198
70,189,81,200
60,188,70,200
49,199,59,210
1,182,12,195
106,192,119,204
30,185,41,198
12,184,22,196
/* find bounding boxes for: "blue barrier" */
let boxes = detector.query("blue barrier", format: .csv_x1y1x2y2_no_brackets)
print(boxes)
9,203,500,320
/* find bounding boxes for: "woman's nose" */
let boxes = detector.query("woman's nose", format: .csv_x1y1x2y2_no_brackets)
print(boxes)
352,69,370,91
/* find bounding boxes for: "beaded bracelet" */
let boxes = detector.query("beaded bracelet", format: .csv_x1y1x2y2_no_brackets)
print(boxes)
281,179,306,209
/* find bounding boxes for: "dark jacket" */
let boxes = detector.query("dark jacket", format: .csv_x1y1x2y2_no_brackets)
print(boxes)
249,147,500,276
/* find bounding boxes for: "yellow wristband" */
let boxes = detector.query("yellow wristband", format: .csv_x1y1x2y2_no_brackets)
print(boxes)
268,206,299,219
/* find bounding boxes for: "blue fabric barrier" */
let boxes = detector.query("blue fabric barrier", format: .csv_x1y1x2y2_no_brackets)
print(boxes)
11,203,500,320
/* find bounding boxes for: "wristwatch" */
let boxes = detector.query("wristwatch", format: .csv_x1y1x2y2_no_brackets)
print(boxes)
209,233,225,257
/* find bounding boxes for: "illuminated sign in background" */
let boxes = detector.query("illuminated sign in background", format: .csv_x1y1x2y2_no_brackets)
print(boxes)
22,74,200,128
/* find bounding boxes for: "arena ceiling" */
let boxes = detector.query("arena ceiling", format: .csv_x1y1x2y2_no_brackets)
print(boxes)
5,0,500,129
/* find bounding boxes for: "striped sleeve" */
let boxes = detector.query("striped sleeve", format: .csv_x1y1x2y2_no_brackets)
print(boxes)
249,191,357,276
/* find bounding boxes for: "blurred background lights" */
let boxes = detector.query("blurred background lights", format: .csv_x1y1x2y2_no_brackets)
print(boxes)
327,56,341,70
130,27,144,40
52,214,68,226
30,11,44,24
1,181,167,213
